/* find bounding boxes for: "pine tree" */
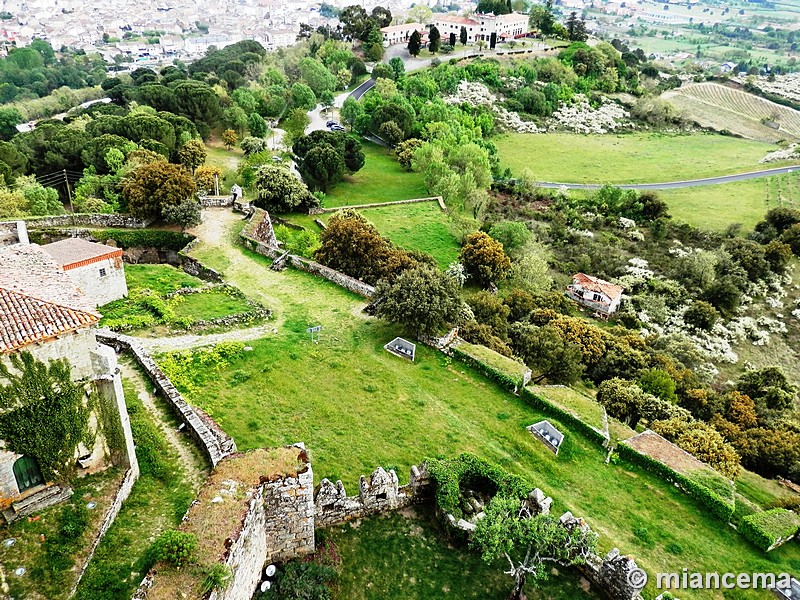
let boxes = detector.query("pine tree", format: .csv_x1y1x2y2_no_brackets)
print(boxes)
407,29,421,57
428,25,441,53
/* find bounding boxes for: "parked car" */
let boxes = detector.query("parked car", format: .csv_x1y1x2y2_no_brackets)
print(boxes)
325,120,337,127
331,125,345,132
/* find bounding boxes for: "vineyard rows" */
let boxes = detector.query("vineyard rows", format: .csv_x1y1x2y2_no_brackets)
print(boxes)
664,82,800,140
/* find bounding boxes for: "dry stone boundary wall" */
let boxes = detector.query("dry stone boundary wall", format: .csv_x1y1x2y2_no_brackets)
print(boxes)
241,208,375,298
96,330,236,467
2,213,155,229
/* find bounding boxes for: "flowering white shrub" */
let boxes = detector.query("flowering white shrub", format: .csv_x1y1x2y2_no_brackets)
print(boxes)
545,95,631,134
626,257,654,279
618,216,636,229
444,81,542,133
760,144,799,164
627,230,645,241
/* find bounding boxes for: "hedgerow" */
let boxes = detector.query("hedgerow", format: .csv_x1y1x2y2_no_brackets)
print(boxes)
739,508,800,552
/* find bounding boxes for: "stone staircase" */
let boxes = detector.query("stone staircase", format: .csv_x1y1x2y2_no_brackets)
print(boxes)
2,484,73,524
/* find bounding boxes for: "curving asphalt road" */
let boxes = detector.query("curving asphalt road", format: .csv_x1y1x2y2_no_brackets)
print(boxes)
537,165,799,190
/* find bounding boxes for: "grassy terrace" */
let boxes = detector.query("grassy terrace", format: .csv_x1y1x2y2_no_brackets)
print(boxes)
99,264,253,332
178,213,800,599
323,143,429,207
290,201,460,268
495,132,790,184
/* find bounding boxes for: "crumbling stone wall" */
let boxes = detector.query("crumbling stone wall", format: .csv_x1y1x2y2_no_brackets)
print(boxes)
96,330,236,467
240,228,375,299
4,213,154,229
314,464,432,528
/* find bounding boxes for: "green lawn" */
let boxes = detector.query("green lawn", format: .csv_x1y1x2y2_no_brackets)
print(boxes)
328,505,602,600
124,263,203,295
660,172,800,232
528,385,608,433
287,202,459,268
495,133,788,184
171,290,251,321
179,216,800,599
323,143,429,207
100,264,255,332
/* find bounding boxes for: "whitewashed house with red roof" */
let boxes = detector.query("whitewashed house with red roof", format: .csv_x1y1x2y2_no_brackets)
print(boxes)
0,244,136,522
565,273,624,318
42,238,128,307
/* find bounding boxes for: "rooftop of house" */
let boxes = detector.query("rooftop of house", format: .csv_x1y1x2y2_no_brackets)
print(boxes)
0,244,100,352
42,237,123,271
380,22,423,33
435,14,479,25
571,273,624,301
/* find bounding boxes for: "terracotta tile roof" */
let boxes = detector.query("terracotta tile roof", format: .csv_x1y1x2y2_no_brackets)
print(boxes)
380,22,424,33
0,244,99,352
0,244,97,314
0,287,99,352
435,14,479,25
572,273,624,301
42,238,122,271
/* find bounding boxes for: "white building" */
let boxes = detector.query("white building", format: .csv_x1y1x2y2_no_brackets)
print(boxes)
565,273,624,317
380,22,424,45
433,12,529,44
42,238,128,307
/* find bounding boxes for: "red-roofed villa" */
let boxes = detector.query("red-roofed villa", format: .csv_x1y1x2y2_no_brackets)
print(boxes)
566,273,625,318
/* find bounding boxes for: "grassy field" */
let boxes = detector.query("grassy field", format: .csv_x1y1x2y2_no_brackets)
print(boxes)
663,83,800,143
323,143,429,207
284,201,459,268
0,469,123,599
328,505,602,600
124,263,202,295
179,212,800,599
659,171,800,231
495,133,789,184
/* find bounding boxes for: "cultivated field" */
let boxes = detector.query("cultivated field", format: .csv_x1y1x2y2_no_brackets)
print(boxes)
663,82,800,142
495,132,784,184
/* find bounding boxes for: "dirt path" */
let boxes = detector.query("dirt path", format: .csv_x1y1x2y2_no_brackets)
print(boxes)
133,323,277,353
119,360,207,488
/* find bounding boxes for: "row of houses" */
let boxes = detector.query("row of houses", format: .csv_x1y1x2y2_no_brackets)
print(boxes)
380,11,530,46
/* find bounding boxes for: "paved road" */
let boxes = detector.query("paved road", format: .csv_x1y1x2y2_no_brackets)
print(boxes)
537,165,799,190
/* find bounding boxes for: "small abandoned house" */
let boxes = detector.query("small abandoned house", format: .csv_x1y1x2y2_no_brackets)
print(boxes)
42,237,128,307
0,243,135,522
565,273,624,317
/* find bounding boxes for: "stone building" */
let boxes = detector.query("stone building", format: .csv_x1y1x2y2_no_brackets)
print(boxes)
42,237,128,307
0,243,136,522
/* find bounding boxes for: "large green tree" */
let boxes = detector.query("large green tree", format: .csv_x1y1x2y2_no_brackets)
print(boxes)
252,164,318,213
122,161,197,218
407,30,422,57
459,231,512,287
374,265,462,337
